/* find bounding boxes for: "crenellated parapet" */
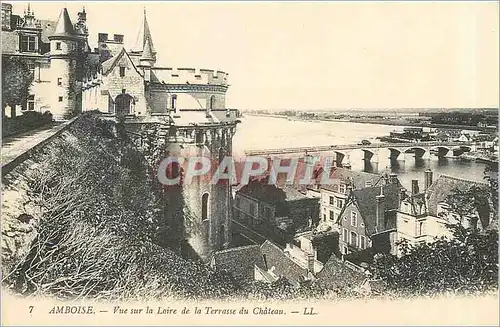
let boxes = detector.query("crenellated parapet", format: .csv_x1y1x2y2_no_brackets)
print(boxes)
151,67,229,87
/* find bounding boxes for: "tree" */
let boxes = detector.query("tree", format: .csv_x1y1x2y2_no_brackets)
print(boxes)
373,226,498,296
445,184,490,232
311,231,339,263
484,163,498,220
2,56,33,117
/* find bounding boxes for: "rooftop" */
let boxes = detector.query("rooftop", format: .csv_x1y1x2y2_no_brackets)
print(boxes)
320,168,389,192
260,240,309,286
350,183,401,235
237,180,311,204
315,255,366,290
425,174,491,227
211,244,265,280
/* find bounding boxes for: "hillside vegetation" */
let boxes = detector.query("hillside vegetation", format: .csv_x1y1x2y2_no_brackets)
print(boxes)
2,113,497,301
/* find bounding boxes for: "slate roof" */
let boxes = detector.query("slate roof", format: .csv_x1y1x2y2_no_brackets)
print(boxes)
260,240,309,286
351,183,401,235
425,175,491,228
39,19,56,43
132,9,156,53
425,175,489,216
211,245,265,281
52,8,75,37
140,37,154,61
315,255,366,290
237,181,308,204
320,168,389,192
101,48,142,76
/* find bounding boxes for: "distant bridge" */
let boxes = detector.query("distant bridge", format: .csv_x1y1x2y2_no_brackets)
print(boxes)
244,141,475,163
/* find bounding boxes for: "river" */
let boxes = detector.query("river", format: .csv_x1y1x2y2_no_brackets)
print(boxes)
232,115,491,190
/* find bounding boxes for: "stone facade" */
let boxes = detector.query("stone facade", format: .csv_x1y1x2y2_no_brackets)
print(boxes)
1,3,240,262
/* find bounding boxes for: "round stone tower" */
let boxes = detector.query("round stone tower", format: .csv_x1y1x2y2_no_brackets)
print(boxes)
48,8,81,120
158,110,238,262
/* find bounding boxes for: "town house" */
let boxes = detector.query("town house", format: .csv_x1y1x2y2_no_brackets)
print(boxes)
335,182,402,256
396,170,493,253
318,168,400,231
233,179,320,244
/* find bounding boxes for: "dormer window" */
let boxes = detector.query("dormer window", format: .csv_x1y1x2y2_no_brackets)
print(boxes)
20,35,36,52
119,67,125,77
339,184,347,194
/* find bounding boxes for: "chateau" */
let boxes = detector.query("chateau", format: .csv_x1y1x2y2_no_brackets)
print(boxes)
2,3,240,261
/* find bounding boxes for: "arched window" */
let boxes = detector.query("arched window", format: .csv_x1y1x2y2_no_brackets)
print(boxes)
209,95,215,110
171,94,177,112
202,193,209,221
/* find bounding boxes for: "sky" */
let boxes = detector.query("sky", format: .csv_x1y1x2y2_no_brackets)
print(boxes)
14,1,499,111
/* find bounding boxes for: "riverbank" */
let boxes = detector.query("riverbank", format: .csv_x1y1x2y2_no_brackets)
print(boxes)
244,113,496,132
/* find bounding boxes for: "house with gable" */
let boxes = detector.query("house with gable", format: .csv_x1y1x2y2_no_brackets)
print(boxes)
317,168,400,231
335,182,403,256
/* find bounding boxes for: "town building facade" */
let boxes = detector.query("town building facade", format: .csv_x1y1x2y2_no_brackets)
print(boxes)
233,179,320,245
335,182,402,256
317,168,399,231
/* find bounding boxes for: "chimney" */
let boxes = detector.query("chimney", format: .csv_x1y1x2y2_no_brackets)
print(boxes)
307,253,315,274
389,173,399,185
113,34,124,44
424,169,433,190
262,254,268,270
399,188,407,203
411,180,420,195
98,33,108,42
376,186,386,233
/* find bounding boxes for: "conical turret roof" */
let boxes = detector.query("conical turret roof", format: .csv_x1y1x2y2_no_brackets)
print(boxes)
52,8,75,37
141,37,154,61
132,8,156,53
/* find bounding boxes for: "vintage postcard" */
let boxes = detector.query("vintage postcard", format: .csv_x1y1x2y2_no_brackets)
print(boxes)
1,1,499,326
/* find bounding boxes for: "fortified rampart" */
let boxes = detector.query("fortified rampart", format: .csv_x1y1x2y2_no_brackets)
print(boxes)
151,68,228,86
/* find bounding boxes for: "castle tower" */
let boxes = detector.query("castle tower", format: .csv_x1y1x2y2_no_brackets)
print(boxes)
161,115,238,262
122,8,238,262
48,8,82,120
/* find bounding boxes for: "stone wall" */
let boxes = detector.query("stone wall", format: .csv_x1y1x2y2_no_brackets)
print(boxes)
101,55,146,115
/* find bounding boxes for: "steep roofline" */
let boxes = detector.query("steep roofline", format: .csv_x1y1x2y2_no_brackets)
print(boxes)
101,48,143,77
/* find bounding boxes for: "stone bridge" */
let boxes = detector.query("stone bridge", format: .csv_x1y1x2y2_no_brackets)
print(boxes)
244,141,474,165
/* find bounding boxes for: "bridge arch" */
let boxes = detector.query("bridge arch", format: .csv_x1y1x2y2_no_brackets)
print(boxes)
362,149,376,162
388,148,402,160
334,151,347,166
404,146,427,159
430,146,450,157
